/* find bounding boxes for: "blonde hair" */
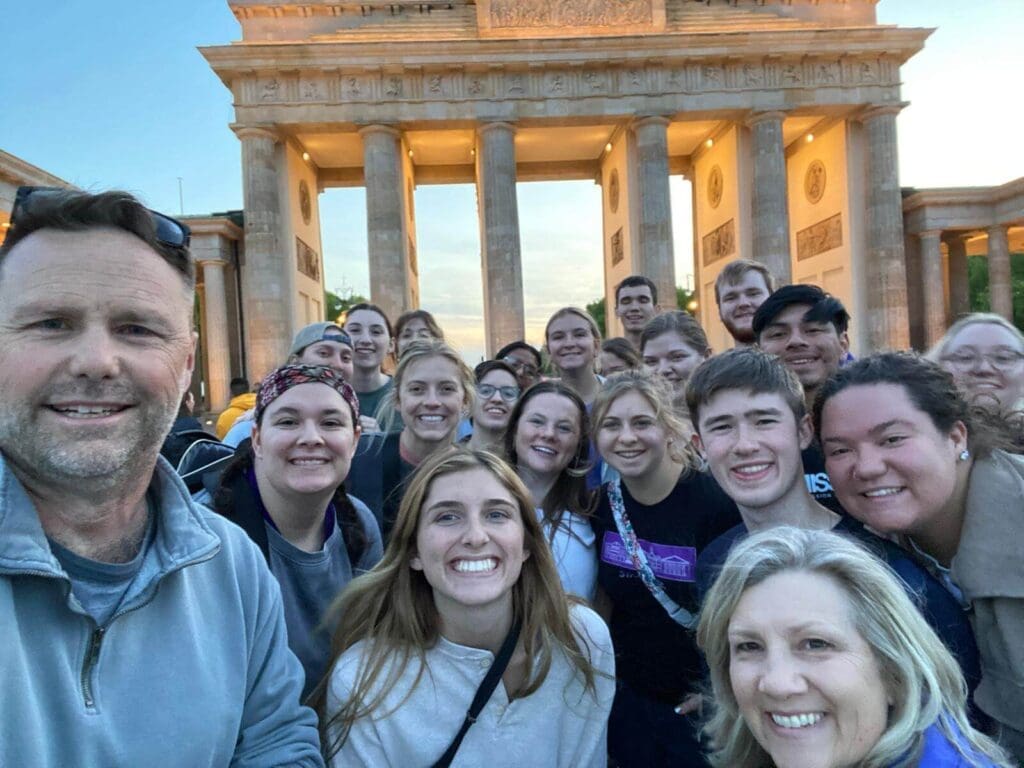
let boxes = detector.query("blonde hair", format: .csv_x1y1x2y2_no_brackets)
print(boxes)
377,339,475,434
316,448,603,758
591,370,702,471
697,526,1012,768
927,312,1024,362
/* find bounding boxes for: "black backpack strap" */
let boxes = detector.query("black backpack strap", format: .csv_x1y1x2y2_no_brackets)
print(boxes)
430,620,522,768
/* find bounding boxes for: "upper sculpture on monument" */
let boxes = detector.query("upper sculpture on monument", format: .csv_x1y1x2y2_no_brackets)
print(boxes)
227,0,880,43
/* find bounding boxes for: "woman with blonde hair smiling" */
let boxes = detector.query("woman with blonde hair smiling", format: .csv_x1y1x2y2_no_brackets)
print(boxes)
319,449,615,767
929,313,1024,417
590,370,738,767
546,306,604,406
697,526,1011,768
348,339,474,542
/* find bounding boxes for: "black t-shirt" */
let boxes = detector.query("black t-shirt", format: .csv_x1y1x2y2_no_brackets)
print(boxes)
802,442,844,514
592,471,739,703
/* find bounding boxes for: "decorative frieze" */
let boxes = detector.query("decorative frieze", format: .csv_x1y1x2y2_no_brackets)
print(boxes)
235,54,899,107
702,219,736,267
295,237,321,281
477,0,665,37
796,213,843,261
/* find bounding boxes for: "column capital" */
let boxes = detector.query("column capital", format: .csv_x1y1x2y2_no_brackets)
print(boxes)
632,115,671,131
231,124,279,142
942,230,970,245
858,103,909,123
477,121,517,137
744,110,788,128
987,223,1010,236
918,229,944,241
197,257,230,269
358,123,402,139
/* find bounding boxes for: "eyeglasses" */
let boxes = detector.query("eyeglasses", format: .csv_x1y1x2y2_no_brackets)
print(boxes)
476,383,521,402
8,186,191,249
501,356,539,377
942,350,1024,372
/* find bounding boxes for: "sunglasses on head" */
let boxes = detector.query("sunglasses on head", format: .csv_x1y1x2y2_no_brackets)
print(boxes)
9,186,192,249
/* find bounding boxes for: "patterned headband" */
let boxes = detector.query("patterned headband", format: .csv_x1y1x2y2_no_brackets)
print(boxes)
255,364,360,424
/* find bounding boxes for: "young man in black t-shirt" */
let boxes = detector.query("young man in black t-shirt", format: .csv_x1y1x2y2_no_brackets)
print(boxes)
752,283,850,513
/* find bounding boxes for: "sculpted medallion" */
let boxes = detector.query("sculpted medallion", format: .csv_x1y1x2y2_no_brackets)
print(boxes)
804,160,826,205
707,165,724,210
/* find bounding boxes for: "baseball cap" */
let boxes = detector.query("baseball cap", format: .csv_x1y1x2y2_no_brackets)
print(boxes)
289,322,353,358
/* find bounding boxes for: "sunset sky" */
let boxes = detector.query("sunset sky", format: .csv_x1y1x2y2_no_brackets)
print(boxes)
4,1,1022,361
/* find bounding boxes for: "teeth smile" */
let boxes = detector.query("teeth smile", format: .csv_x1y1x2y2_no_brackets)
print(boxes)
864,488,902,497
771,713,824,729
52,405,121,417
418,415,445,422
453,558,497,573
735,463,771,475
292,458,328,465
532,446,556,455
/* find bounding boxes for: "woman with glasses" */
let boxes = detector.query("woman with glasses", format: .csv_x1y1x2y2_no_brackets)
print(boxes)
319,449,614,768
929,313,1024,448
814,352,1024,762
465,360,520,455
505,382,598,602
496,341,543,391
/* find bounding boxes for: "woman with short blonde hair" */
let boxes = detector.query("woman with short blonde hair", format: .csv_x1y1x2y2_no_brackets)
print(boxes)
698,526,1011,768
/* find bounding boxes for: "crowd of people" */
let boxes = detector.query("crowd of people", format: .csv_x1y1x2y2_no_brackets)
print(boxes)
1,187,1022,768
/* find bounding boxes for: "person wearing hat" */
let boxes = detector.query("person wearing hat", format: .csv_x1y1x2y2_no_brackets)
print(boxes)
224,322,355,447
205,364,383,700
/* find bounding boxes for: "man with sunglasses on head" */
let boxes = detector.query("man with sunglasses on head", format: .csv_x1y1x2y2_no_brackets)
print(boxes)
0,189,324,766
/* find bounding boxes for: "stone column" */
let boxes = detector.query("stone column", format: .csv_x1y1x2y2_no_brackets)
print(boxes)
632,116,676,308
360,124,414,321
944,233,970,320
199,259,231,412
918,230,945,346
475,122,525,355
860,106,910,350
988,224,1013,320
746,111,792,284
235,126,289,379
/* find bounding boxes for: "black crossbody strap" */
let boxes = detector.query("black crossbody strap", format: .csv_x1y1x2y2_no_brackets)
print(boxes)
430,620,522,768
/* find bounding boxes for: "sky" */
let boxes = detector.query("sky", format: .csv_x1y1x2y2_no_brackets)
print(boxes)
4,1,1023,362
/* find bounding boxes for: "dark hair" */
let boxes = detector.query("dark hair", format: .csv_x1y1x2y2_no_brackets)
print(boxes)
213,444,367,563
640,311,712,356
229,377,251,397
474,359,518,382
812,351,1011,459
713,259,776,305
495,340,542,369
600,337,642,370
615,275,658,306
687,347,806,430
504,381,595,526
752,284,849,337
344,302,394,338
0,189,195,288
